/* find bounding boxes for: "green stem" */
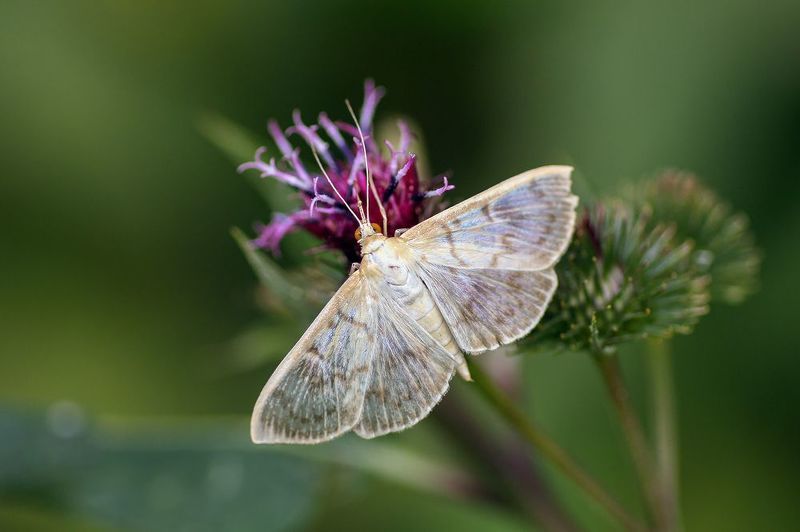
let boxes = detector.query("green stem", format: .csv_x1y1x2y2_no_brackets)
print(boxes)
467,359,647,532
594,354,664,530
436,396,579,532
647,340,683,532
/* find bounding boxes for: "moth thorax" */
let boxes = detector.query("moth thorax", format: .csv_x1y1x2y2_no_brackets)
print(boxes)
364,238,409,285
359,233,387,255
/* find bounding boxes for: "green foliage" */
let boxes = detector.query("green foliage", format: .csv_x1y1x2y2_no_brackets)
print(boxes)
231,227,312,317
0,407,318,532
0,407,484,532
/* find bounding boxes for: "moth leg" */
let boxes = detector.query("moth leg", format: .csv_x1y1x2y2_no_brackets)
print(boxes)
394,228,409,237
349,262,361,275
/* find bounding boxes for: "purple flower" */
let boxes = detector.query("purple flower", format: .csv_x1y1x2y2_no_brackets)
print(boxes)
239,80,454,264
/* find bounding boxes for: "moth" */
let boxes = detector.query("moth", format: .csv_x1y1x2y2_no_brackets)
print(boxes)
250,151,578,444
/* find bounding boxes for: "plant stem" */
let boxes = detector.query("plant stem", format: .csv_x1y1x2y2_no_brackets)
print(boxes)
593,354,664,530
647,340,683,531
437,394,579,532
466,359,647,532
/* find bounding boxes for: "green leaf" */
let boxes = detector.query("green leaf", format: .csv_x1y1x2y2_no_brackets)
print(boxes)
220,322,301,372
0,407,489,531
0,406,318,532
231,227,310,317
288,437,482,499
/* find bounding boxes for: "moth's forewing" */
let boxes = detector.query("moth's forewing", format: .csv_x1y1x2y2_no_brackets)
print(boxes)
401,166,577,353
250,272,375,444
401,166,577,271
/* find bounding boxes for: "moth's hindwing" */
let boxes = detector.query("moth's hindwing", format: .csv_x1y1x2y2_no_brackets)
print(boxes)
415,264,558,353
354,264,457,438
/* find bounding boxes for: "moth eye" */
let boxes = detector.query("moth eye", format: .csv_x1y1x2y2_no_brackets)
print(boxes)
354,223,383,241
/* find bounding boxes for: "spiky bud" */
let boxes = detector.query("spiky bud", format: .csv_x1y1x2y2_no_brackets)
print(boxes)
529,201,711,354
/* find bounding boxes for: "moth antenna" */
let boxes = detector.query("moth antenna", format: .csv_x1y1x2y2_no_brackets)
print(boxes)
344,100,370,226
346,99,388,235
310,145,362,225
352,179,367,223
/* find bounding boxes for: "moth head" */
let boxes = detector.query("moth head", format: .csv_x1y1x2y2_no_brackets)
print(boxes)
355,222,382,242
358,225,386,255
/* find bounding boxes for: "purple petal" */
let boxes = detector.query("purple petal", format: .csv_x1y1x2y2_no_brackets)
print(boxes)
422,176,455,198
360,79,385,134
347,150,364,187
237,146,268,173
384,121,413,174
288,110,336,169
397,120,412,153
309,177,337,216
384,139,400,175
237,147,311,191
309,205,340,215
396,153,415,181
268,120,312,186
251,211,310,255
382,154,416,202
284,147,313,185
267,119,294,159
334,121,359,138
319,112,352,161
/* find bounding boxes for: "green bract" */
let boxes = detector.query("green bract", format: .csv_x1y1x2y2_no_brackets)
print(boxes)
530,202,711,354
634,171,761,305
529,171,760,354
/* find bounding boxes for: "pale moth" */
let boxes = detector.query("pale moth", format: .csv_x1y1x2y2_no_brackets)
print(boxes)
251,113,578,443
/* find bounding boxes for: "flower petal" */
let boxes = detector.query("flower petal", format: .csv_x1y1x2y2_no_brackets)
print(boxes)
251,212,310,255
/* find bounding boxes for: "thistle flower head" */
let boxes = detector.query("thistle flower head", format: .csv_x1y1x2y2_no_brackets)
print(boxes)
530,202,711,354
635,170,761,304
239,80,454,264
529,170,760,355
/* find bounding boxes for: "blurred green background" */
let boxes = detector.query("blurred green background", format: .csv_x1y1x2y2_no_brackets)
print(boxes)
1,1,798,530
